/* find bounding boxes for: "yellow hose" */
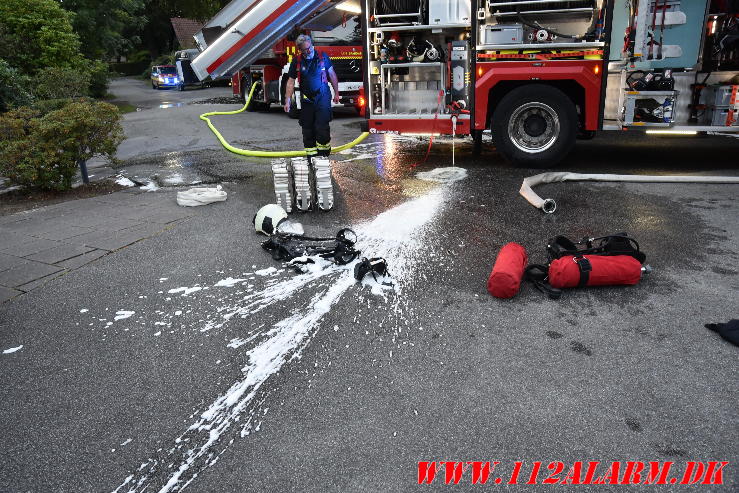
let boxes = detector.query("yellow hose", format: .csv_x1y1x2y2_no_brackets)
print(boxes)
199,81,370,157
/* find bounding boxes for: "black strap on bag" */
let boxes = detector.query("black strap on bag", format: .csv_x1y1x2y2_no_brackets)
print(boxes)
524,264,562,299
547,232,646,264
573,255,592,287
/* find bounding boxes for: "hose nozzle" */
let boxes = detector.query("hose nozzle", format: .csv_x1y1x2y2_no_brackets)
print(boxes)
541,198,557,214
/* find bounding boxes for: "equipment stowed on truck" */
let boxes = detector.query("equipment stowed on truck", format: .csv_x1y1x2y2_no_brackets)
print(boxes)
359,0,739,167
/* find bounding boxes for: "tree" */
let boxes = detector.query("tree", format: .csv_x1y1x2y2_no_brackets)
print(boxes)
0,0,84,76
141,0,230,56
150,0,229,22
0,59,33,112
61,0,147,60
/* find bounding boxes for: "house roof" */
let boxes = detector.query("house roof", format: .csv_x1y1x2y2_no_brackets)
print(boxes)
170,17,204,49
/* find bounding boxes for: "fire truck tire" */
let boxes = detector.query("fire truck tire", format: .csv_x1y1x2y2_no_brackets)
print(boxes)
491,85,577,168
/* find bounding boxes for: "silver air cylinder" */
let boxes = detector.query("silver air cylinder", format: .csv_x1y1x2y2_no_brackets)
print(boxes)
450,41,470,108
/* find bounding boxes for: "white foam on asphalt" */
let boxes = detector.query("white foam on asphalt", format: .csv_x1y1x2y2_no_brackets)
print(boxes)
213,278,248,287
163,173,185,185
140,182,160,192
113,187,446,493
168,286,203,296
115,176,136,187
114,311,135,321
416,167,468,183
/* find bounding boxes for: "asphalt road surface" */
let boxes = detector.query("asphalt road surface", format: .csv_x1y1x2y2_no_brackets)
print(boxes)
1,77,737,492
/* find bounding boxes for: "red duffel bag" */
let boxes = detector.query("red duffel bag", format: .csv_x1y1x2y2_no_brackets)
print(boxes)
487,242,528,298
548,255,642,289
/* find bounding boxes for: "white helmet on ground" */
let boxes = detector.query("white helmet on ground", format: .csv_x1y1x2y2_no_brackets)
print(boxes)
253,204,288,236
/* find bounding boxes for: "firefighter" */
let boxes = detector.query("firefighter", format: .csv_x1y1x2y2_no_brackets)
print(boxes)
284,34,340,159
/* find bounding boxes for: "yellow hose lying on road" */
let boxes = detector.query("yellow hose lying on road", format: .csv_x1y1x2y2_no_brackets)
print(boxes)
199,81,369,157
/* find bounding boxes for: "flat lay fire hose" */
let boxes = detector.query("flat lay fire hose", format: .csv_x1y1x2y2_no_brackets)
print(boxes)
520,172,739,213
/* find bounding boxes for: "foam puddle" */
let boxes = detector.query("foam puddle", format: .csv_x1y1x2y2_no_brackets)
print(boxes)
113,188,445,493
416,167,468,183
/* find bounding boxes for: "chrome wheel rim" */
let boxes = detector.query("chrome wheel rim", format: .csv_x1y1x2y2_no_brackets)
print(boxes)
508,102,560,153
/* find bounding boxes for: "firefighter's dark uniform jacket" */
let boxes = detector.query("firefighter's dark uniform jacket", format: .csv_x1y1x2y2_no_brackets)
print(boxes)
288,50,334,157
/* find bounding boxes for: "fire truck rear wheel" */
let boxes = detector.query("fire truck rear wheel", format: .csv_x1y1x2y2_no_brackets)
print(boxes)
491,85,577,168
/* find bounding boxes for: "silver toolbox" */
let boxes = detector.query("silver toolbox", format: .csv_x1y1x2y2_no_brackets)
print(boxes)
381,63,446,116
482,24,524,45
387,80,443,114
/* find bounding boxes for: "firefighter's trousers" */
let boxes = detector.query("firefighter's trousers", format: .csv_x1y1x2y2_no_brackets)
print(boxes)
299,92,332,158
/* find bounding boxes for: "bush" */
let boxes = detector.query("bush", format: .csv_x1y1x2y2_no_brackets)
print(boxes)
0,100,123,190
0,59,33,111
31,97,84,115
29,60,110,100
86,60,110,99
32,67,91,100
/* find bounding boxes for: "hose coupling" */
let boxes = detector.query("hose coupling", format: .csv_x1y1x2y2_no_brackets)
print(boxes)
542,198,557,214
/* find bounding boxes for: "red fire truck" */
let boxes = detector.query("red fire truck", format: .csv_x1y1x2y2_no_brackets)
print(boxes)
359,0,739,166
191,0,365,117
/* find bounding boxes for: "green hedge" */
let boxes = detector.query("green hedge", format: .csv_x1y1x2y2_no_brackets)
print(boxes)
32,67,91,100
87,60,110,99
0,100,123,190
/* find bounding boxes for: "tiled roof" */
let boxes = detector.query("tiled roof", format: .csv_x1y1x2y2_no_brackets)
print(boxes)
170,17,204,49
